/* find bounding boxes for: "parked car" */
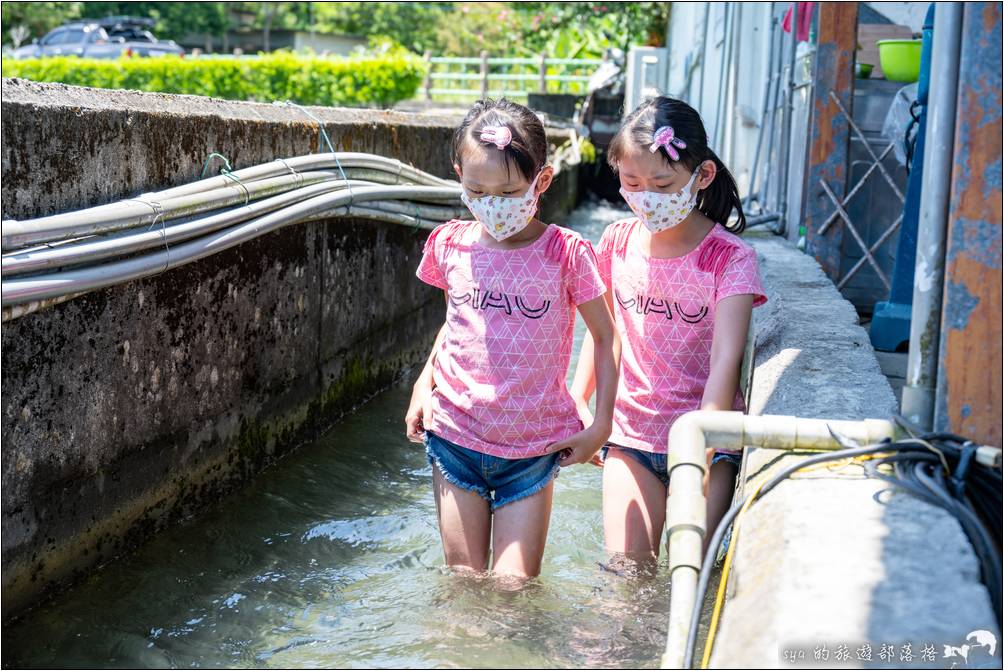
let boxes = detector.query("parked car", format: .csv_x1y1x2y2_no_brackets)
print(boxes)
10,17,184,59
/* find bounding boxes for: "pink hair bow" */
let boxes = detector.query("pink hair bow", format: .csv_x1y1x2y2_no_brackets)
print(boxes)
480,125,512,150
649,125,687,161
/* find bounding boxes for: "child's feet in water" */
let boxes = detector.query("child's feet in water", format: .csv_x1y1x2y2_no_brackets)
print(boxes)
597,552,660,579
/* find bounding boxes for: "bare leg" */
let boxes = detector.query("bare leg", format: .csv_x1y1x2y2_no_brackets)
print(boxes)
602,449,668,565
432,464,491,572
490,480,555,578
704,460,738,554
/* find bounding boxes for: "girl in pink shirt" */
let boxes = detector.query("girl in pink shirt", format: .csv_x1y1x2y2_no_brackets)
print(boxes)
571,97,766,565
404,99,618,578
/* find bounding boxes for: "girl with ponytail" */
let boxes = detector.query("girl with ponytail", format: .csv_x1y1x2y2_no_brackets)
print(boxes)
570,96,767,565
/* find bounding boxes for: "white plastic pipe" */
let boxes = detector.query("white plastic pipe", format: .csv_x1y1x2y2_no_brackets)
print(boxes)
1,154,459,250
2,182,467,276
661,410,898,669
1,185,462,308
122,153,457,202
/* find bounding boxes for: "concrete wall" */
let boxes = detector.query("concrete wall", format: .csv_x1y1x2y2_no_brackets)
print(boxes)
710,233,999,667
0,80,471,620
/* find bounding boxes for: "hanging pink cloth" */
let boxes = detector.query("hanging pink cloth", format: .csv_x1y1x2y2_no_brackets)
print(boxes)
782,2,815,42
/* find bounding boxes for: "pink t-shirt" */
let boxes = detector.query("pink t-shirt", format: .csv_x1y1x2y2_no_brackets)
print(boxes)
596,219,767,454
417,220,607,458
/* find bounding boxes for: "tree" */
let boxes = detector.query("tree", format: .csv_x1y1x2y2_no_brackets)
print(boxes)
1,2,81,45
77,2,229,45
2,1,669,56
260,2,276,52
513,2,669,57
313,2,453,54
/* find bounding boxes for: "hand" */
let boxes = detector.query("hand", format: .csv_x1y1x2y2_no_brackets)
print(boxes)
572,399,606,466
573,398,595,430
703,448,715,495
547,423,611,467
405,383,434,444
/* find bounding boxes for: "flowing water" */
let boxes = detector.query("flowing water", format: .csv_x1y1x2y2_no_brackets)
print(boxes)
4,201,681,669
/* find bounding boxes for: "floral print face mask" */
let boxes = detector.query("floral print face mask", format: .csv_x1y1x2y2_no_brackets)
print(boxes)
619,168,701,233
462,172,542,242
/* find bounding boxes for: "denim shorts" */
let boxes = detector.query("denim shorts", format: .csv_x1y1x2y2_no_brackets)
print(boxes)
600,444,742,488
424,431,560,510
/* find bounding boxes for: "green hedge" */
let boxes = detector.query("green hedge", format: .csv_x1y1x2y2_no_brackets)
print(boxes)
1,52,426,107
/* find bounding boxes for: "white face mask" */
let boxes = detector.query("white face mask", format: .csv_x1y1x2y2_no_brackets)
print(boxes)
461,172,542,242
619,168,700,233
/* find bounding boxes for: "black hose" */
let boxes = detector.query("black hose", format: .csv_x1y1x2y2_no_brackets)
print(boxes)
682,443,905,668
682,435,1003,668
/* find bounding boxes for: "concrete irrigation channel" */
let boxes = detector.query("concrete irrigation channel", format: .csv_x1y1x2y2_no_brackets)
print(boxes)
1,79,998,668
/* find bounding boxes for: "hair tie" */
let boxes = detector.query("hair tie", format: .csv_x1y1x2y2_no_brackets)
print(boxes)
649,125,687,161
479,125,512,150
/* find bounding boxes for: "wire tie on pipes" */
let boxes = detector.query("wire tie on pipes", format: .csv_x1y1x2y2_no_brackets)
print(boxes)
200,152,234,179
200,152,250,206
144,202,171,274
220,169,251,207
275,157,303,187
280,100,354,207
116,197,163,243
410,203,423,233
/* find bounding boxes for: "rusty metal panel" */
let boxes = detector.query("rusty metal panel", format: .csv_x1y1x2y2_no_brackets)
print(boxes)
804,2,858,280
935,2,1003,446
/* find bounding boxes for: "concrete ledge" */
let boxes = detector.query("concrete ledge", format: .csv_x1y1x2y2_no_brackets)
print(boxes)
1,78,463,221
710,234,999,666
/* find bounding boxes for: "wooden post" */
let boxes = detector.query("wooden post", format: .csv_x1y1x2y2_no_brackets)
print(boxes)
934,2,1002,445
803,2,858,281
423,50,432,101
479,51,489,98
538,53,547,93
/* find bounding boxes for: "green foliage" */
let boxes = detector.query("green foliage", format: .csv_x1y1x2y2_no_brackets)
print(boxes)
313,2,452,55
2,2,667,55
2,52,426,107
515,2,669,57
430,2,668,59
1,2,81,45
77,2,230,40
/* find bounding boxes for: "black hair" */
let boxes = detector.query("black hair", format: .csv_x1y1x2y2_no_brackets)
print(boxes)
607,96,746,234
451,98,547,182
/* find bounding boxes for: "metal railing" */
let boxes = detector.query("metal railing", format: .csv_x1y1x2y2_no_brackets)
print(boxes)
421,51,603,101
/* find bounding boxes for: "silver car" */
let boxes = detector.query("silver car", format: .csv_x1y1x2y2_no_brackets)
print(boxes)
11,17,184,59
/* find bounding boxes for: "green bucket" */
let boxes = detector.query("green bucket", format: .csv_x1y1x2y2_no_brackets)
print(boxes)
877,39,922,82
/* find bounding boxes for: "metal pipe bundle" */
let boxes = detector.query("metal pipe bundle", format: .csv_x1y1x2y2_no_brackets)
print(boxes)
1,152,468,320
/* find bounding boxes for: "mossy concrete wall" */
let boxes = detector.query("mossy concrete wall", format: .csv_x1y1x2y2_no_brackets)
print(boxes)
0,80,476,620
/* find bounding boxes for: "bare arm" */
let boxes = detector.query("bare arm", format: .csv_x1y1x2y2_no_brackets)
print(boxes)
405,292,449,442
569,290,618,423
700,293,753,411
700,293,754,479
551,293,619,466
578,293,619,433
